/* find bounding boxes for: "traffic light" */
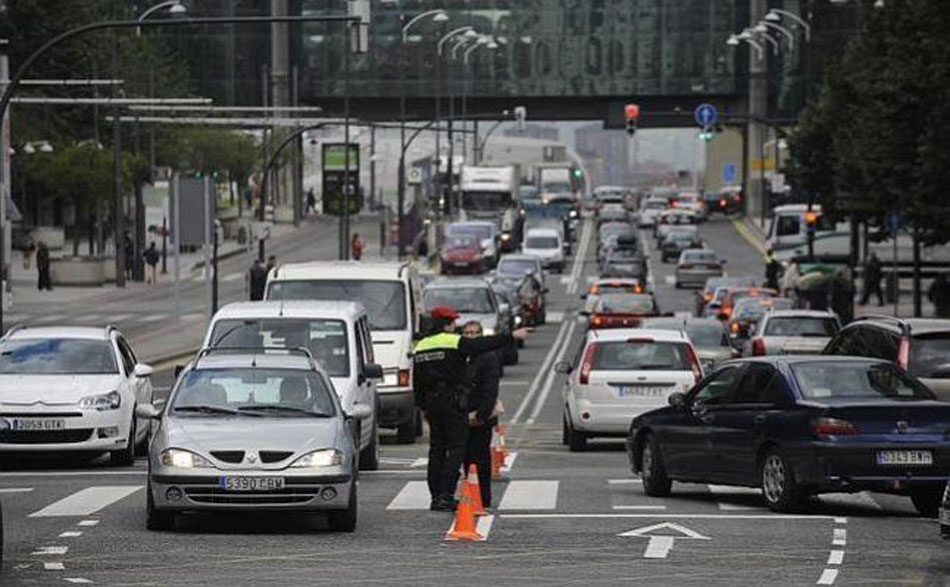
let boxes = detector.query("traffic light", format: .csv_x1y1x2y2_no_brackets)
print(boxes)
804,210,819,233
514,106,527,132
699,127,713,141
625,103,640,136
573,168,584,180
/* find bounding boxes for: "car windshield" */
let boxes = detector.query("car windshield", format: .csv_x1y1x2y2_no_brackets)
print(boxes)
0,338,118,375
644,200,666,210
519,186,540,200
448,224,492,240
764,317,839,337
497,259,537,276
598,294,654,314
592,341,690,371
522,204,563,220
424,287,494,314
209,318,350,377
461,191,511,211
266,280,406,331
542,182,572,194
683,251,718,263
526,236,559,249
171,368,336,417
640,321,729,347
608,249,640,260
792,362,933,400
909,334,950,378
445,235,479,250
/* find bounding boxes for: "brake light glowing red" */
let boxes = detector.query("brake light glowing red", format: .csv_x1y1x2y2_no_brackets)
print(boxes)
719,199,727,208
752,338,766,356
897,337,911,370
813,417,858,437
579,342,598,385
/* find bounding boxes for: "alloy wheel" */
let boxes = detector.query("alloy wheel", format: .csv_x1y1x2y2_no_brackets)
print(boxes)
762,454,785,504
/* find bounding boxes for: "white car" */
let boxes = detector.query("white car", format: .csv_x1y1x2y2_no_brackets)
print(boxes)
637,198,668,228
745,309,841,356
521,227,565,273
556,329,702,451
202,300,383,470
0,325,154,464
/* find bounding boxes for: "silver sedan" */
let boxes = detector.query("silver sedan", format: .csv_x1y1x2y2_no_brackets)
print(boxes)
675,248,725,288
138,350,367,532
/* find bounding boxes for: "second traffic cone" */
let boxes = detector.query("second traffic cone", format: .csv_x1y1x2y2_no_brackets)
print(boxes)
465,464,487,516
445,489,485,542
491,427,510,480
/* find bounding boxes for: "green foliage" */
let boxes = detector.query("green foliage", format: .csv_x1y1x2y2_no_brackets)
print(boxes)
21,143,130,209
161,127,260,185
786,0,950,243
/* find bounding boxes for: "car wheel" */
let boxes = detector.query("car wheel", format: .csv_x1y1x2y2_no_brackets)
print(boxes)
567,419,587,452
359,412,380,471
639,433,672,497
145,481,175,531
327,480,358,532
910,488,943,518
111,414,136,466
396,416,416,444
760,448,802,512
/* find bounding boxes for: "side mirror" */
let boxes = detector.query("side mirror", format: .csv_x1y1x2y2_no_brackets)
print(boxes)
668,392,687,409
499,303,510,315
363,363,384,380
579,294,587,300
553,361,573,374
347,403,373,420
133,363,154,378
135,403,162,420
174,364,185,379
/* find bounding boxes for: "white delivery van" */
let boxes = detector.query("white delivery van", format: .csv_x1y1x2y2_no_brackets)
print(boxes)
265,262,424,444
202,300,384,470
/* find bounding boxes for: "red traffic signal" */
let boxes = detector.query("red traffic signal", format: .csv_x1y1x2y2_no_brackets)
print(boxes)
625,104,640,120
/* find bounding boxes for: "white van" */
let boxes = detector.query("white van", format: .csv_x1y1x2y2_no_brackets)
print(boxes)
767,204,849,262
522,227,565,273
202,300,383,470
265,262,424,444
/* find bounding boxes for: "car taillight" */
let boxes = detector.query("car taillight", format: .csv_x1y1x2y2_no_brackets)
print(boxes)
680,264,694,270
719,198,727,208
635,285,643,294
685,344,702,384
897,337,911,370
590,315,604,328
722,305,732,318
398,369,411,387
730,322,740,333
752,338,766,356
579,343,598,385
813,417,858,437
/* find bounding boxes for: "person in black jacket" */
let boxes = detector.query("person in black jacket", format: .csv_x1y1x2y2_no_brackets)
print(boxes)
461,320,501,508
413,306,528,512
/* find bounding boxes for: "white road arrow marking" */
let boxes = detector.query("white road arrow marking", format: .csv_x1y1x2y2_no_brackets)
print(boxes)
618,522,711,559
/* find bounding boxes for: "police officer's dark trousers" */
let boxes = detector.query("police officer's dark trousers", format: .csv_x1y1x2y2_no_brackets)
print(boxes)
426,395,469,501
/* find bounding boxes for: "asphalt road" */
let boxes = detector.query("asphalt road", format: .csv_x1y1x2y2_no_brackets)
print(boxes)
1,215,947,586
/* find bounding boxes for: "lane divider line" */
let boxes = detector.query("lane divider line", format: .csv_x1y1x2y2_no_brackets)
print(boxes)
817,516,848,585
510,320,570,424
526,318,578,425
58,531,82,538
565,219,594,296
44,562,65,571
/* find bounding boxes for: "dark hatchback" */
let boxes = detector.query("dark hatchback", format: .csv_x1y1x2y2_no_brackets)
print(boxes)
627,356,950,515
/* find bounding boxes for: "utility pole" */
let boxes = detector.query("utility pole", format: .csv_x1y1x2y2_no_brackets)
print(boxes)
112,39,126,288
0,40,9,334
270,0,292,218
747,0,768,224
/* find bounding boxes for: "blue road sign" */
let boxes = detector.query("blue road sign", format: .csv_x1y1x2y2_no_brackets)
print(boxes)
884,211,906,236
695,103,718,127
722,164,737,184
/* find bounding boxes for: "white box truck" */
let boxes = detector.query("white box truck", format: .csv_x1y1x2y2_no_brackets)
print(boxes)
459,165,521,252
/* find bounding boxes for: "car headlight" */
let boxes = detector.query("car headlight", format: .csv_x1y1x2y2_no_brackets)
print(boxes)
289,449,343,468
569,210,578,218
79,390,121,411
161,448,213,469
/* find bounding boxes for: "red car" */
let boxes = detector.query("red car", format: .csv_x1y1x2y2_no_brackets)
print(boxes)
587,293,659,329
440,235,485,274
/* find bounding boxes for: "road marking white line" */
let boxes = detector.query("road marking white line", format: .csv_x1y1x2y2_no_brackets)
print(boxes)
819,491,882,512
664,275,676,285
834,517,847,525
58,531,82,538
643,536,675,558
410,457,428,468
44,562,65,571
608,479,643,485
0,487,34,493
501,452,517,472
832,528,847,546
379,457,417,465
222,272,244,283
612,505,667,510
559,276,571,285
565,220,593,296
500,379,530,386
141,314,165,323
30,485,142,517
501,513,836,520
32,546,68,556
817,569,838,585
109,314,133,322
511,320,570,423
360,470,425,475
827,550,844,565
498,480,558,510
77,520,99,526
386,481,431,510
526,318,577,424
64,579,93,584
0,471,139,478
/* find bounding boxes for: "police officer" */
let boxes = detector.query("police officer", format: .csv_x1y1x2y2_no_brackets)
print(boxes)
413,306,529,512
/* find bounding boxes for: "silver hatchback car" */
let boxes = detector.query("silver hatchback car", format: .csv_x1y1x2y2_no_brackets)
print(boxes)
138,348,368,532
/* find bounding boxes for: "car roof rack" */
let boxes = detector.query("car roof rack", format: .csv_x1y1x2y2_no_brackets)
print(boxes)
850,314,911,335
195,346,317,368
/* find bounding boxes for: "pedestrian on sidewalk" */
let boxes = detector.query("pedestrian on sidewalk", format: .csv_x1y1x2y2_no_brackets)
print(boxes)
36,241,52,291
928,273,950,318
144,242,160,284
306,188,317,215
764,249,783,291
248,258,267,301
123,231,134,280
266,255,277,275
351,233,365,261
860,252,884,306
461,320,501,509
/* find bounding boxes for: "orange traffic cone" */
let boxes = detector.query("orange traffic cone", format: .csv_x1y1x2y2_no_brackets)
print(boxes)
464,464,487,516
491,426,510,481
445,486,485,542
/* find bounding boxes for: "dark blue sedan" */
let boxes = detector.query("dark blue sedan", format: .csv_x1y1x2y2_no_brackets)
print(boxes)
626,356,950,515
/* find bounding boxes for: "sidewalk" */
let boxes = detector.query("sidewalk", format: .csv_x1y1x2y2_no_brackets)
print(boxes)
730,214,940,319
